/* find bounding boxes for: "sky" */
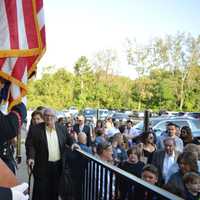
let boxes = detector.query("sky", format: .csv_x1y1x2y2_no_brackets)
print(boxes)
38,0,200,78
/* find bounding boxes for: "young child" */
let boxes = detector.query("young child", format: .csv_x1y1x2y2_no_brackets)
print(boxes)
117,146,145,200
183,172,200,200
141,164,158,185
134,164,160,200
118,146,145,177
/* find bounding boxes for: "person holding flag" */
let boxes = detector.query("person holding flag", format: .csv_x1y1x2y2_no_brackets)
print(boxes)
0,0,46,199
0,77,28,200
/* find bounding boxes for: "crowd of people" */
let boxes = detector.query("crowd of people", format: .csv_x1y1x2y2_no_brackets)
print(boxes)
0,99,200,199
23,107,200,199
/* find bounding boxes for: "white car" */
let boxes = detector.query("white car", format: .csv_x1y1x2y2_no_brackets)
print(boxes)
68,106,78,116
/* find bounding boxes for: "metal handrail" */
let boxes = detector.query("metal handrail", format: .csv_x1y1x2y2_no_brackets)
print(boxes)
76,149,184,200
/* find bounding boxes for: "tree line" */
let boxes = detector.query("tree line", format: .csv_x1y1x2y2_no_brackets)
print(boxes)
27,33,200,111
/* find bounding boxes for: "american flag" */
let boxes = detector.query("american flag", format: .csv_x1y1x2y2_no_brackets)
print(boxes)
0,0,46,110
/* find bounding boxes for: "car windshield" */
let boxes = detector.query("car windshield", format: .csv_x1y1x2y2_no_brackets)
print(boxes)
99,110,108,115
191,119,200,129
134,121,144,130
84,109,97,115
56,111,66,118
150,118,165,126
134,118,164,130
113,113,128,118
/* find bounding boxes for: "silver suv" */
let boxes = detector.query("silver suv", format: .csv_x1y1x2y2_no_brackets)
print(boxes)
134,117,200,137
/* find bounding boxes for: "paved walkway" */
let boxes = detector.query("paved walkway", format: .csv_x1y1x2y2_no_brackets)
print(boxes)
16,127,34,198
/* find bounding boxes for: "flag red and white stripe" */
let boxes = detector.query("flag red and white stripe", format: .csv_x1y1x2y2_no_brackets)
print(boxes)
0,0,46,109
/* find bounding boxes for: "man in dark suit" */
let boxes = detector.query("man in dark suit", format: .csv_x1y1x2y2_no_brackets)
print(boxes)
25,108,73,200
152,137,180,184
73,115,92,146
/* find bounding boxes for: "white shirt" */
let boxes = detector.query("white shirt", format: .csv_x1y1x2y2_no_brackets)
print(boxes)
46,127,61,162
79,124,84,133
124,127,140,146
162,152,175,181
125,127,140,137
105,127,120,138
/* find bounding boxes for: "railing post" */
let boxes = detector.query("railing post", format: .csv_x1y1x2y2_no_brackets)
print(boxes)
97,108,99,121
144,110,150,136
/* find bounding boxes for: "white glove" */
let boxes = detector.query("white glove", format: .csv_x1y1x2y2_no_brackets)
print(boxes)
71,143,81,151
11,183,29,200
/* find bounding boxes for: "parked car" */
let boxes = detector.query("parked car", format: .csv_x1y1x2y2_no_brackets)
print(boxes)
107,110,116,117
124,110,133,116
68,106,79,116
62,109,71,118
134,117,200,137
98,109,109,120
82,108,97,124
56,111,66,119
192,130,200,139
112,112,129,123
160,111,179,117
184,112,200,120
138,111,145,118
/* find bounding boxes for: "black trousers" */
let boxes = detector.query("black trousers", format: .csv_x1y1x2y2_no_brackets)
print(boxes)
32,160,62,200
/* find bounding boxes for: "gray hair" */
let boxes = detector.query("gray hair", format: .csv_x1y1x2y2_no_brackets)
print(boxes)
43,108,56,117
163,137,176,146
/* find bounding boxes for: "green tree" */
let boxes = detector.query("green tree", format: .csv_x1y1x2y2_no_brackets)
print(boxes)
73,56,95,108
27,68,74,109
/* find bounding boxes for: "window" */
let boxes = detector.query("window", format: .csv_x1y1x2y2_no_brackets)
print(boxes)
172,121,189,128
155,121,167,131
